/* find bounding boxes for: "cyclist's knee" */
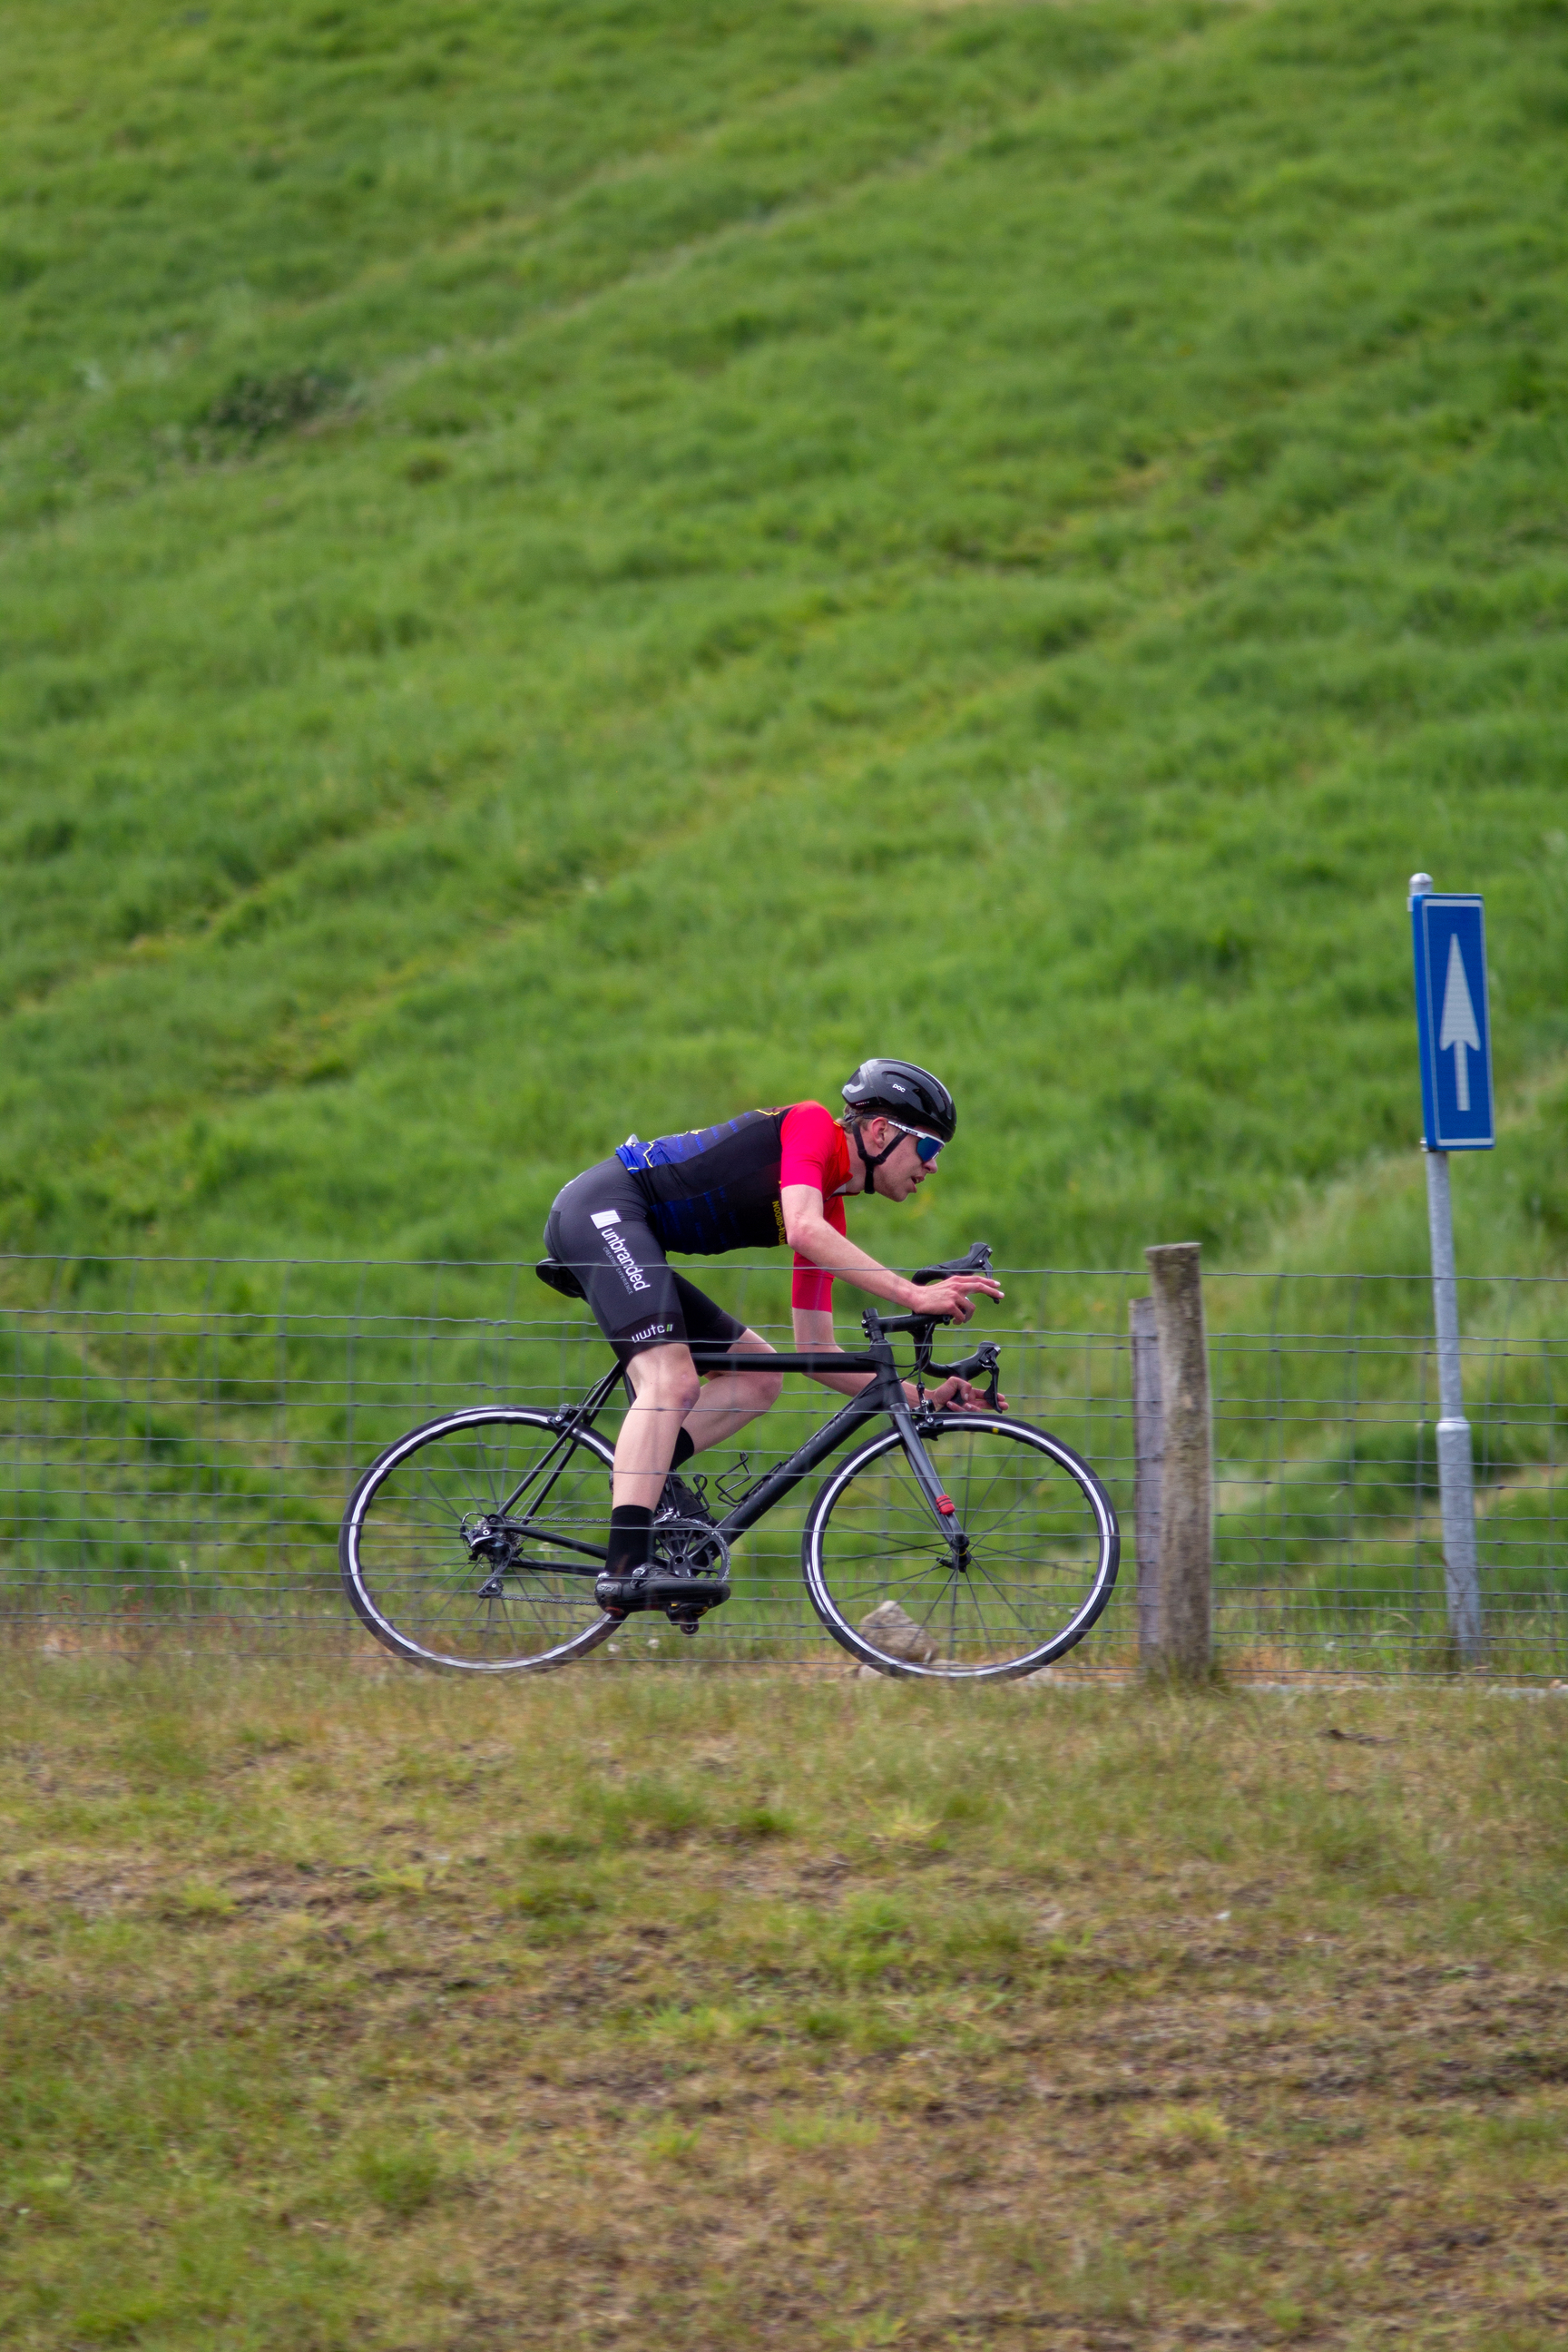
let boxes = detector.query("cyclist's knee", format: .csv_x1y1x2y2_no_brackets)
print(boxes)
727,1333,782,1410
628,1344,701,1417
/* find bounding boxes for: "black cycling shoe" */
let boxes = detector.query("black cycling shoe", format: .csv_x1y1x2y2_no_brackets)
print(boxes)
596,1563,650,1617
595,1564,730,1618
598,1481,727,1618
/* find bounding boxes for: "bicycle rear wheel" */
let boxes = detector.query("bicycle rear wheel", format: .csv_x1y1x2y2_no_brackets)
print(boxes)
339,1407,617,1673
803,1412,1118,1680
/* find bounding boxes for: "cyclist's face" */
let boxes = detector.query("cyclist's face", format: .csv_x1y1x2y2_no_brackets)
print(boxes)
870,1122,935,1200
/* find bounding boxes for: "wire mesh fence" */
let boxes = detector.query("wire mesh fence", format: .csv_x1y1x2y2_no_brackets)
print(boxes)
1,1252,1563,1676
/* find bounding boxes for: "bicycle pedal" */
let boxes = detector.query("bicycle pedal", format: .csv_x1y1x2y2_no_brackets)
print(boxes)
661,1576,730,1626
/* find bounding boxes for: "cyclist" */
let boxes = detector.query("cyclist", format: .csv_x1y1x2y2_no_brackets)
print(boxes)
542,1059,1004,1592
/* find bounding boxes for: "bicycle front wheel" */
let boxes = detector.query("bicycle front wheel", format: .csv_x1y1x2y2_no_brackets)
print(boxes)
340,1407,618,1673
803,1413,1119,1680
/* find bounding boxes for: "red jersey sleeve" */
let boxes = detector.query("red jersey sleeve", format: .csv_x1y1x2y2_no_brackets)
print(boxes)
780,1102,851,1313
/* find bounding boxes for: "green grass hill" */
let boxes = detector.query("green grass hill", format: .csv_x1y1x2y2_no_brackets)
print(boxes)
3,0,1566,1288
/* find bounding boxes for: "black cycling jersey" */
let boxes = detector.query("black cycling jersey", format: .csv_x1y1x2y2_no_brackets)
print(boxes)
544,1104,848,1360
613,1110,789,1256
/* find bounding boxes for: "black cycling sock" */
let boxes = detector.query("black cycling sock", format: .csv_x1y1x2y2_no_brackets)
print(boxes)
671,1428,696,1470
604,1504,653,1577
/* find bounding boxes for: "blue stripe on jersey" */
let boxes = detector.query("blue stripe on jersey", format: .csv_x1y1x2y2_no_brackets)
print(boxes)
612,1109,785,1256
615,1119,752,1175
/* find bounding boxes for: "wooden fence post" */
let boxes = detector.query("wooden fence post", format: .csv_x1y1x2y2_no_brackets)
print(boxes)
1129,1295,1163,1668
1144,1241,1213,1677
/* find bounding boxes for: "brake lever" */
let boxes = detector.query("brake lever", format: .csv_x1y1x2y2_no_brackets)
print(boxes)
927,1340,1002,1407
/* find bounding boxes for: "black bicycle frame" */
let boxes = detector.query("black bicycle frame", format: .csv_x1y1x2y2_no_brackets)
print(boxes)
688,1343,896,1536
495,1310,989,1571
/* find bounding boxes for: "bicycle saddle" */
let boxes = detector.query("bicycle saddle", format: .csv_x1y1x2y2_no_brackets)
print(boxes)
911,1240,994,1287
535,1257,587,1302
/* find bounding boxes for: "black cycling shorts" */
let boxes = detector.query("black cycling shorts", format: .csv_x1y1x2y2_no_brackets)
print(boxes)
544,1158,748,1364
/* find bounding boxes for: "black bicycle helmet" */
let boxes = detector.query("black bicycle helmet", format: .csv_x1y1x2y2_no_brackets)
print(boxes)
840,1059,957,1143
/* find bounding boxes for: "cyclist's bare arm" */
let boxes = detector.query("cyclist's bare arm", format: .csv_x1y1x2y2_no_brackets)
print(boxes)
791,1305,877,1399
790,1306,1004,1413
779,1185,1005,1323
785,1180,1006,1411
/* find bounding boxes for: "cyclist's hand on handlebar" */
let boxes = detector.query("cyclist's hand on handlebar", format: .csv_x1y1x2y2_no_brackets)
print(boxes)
926,1374,1008,1414
905,1271,1004,1323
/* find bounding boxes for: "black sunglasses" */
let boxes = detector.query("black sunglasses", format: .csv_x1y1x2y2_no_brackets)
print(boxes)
884,1119,946,1165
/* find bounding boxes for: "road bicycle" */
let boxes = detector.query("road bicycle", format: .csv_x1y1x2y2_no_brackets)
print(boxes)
338,1245,1119,1681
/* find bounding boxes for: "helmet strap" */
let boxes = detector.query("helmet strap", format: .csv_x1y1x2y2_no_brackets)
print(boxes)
852,1119,904,1200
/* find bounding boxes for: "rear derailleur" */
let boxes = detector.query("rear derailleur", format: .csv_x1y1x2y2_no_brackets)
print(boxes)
463,1512,520,1600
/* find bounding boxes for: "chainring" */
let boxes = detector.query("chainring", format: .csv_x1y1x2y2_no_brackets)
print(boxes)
653,1514,730,1579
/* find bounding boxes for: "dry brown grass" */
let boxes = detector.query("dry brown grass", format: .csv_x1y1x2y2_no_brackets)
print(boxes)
2,1654,1565,2348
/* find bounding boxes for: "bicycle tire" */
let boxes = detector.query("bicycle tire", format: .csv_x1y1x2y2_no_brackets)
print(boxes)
802,1412,1119,1681
339,1406,619,1674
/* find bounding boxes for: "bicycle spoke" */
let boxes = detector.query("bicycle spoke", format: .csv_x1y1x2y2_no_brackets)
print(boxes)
414,1456,475,1525
960,1569,1003,1655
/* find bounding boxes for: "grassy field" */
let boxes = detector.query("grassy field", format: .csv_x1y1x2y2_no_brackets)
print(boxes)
6,19,1568,2337
1,1656,1565,2348
1,0,1566,1280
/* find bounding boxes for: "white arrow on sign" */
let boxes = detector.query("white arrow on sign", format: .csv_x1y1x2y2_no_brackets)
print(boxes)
1438,933,1481,1113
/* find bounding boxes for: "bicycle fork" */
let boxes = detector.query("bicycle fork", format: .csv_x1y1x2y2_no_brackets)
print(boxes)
888,1397,973,1569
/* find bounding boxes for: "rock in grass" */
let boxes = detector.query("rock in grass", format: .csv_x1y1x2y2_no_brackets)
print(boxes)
858,1599,939,1664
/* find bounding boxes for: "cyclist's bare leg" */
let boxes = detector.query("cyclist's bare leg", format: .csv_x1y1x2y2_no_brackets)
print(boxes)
612,1344,701,1510
681,1331,781,1457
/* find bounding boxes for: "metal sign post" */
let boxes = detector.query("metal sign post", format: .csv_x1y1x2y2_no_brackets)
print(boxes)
1408,875,1493,1662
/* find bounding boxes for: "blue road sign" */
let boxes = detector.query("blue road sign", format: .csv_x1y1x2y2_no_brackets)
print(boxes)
1411,889,1494,1150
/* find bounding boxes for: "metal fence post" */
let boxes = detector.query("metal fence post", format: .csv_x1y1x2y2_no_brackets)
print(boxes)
1423,1147,1484,1661
1129,1295,1163,1667
1145,1242,1213,1676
